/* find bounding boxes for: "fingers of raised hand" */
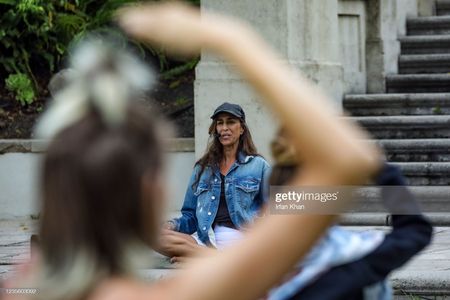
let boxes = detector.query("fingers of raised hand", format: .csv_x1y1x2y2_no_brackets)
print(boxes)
118,2,204,56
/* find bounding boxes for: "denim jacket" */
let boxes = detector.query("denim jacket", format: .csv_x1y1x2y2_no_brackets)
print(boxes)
171,152,271,245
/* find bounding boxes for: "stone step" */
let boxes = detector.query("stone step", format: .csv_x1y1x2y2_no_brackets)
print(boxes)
407,16,450,35
139,270,450,299
350,115,450,139
339,213,450,226
392,271,450,299
393,162,450,185
400,35,450,54
343,93,450,115
1,219,449,298
351,186,450,213
376,139,450,162
141,226,450,299
7,269,446,299
437,0,450,16
386,74,450,93
350,226,450,299
398,54,450,74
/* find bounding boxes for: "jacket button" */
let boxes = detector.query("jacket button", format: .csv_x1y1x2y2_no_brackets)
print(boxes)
202,226,207,231
215,178,218,182
208,212,212,215
211,196,215,200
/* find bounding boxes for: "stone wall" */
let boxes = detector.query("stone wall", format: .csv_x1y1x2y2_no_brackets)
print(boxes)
0,139,196,219
195,0,426,159
196,0,344,160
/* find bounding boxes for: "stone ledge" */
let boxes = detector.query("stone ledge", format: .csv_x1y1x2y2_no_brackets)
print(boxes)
400,34,450,42
378,139,450,152
0,138,195,154
393,162,450,175
340,212,450,226
408,15,450,23
391,271,450,298
166,138,195,152
345,92,450,104
350,115,450,126
344,93,450,116
0,140,33,154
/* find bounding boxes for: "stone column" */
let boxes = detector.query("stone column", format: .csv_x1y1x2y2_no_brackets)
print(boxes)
195,0,344,160
366,0,418,93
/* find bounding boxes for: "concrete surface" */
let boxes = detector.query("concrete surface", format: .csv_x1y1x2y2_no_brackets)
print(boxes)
1,219,449,298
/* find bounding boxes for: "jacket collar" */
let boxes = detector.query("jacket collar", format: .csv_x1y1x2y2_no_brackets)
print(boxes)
213,151,255,177
237,151,255,164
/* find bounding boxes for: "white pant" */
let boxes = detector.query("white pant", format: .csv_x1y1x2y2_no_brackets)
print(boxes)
193,225,244,250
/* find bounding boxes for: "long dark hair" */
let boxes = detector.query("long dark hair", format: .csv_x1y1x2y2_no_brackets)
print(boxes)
193,117,259,189
38,103,163,300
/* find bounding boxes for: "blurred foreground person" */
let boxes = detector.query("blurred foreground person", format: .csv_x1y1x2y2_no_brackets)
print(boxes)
4,3,381,300
267,129,432,300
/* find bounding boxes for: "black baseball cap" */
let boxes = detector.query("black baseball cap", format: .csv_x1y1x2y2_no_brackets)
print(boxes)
210,102,246,121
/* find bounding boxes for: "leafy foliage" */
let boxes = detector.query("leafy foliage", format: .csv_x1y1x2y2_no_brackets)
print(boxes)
0,0,134,104
0,0,200,105
5,73,36,106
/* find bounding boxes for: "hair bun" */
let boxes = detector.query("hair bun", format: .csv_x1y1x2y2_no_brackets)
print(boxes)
35,34,155,139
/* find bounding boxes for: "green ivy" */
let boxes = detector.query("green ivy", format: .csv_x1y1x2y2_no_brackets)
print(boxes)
5,73,36,106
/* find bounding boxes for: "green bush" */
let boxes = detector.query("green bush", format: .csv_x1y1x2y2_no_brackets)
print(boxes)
5,73,36,106
0,0,200,105
0,1,137,89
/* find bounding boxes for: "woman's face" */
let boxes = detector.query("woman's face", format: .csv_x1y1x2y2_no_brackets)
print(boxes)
215,113,244,147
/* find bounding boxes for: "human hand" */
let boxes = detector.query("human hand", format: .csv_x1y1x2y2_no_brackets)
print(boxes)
162,221,176,231
155,228,200,258
118,2,211,56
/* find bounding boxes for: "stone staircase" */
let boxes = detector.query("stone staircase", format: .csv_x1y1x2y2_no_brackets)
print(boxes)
343,1,450,298
438,0,450,16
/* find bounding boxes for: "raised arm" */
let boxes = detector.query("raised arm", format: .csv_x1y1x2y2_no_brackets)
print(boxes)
119,3,381,300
